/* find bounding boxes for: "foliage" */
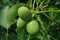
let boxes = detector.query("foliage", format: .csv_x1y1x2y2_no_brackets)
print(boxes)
0,0,60,40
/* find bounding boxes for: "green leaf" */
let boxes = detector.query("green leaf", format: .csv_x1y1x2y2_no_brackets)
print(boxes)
0,6,9,28
55,13,60,24
2,0,10,4
0,32,17,40
8,32,18,40
0,34,6,40
48,5,59,19
48,6,60,24
16,28,25,40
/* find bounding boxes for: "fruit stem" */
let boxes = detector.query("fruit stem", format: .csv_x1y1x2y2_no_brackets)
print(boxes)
27,34,30,40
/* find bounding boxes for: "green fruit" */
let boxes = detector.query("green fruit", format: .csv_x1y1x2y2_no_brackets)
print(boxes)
6,3,25,29
18,7,32,21
17,18,26,28
27,20,39,34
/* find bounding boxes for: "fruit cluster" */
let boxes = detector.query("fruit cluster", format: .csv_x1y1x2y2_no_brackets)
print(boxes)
7,3,40,34
17,7,39,34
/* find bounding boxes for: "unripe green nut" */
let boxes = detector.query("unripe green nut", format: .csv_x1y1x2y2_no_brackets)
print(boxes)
18,7,32,21
26,20,39,34
17,18,26,28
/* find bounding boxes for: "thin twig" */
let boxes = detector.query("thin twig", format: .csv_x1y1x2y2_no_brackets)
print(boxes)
31,9,60,14
33,0,35,10
6,29,8,40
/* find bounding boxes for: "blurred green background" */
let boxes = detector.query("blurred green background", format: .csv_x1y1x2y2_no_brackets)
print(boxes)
0,0,60,40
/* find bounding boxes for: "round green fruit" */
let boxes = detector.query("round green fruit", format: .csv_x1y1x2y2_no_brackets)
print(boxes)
18,7,32,21
26,20,39,34
17,18,26,28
